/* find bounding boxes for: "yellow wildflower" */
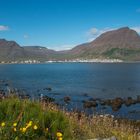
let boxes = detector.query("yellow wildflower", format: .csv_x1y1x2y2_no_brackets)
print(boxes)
26,121,33,129
27,121,33,127
13,127,17,132
56,132,62,137
22,127,26,133
58,137,63,140
13,122,17,127
33,125,38,130
1,122,5,127
45,128,49,132
29,121,33,125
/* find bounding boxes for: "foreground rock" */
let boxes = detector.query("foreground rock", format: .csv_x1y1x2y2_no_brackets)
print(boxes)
111,97,124,111
83,101,98,108
41,95,55,103
98,96,140,111
124,97,137,106
64,96,71,103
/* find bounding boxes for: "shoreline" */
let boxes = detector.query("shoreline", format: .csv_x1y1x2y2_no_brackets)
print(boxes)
1,61,140,64
1,58,140,64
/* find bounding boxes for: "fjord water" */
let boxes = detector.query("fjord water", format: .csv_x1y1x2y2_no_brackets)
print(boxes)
0,63,140,119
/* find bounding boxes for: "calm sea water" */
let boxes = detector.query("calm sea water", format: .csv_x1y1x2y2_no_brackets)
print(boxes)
0,63,140,119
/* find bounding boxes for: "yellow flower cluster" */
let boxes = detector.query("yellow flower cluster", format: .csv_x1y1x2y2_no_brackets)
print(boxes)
20,120,38,133
56,132,63,140
0,120,63,140
13,122,17,132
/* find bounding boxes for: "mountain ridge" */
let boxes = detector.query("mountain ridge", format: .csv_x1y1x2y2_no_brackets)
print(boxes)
0,27,140,62
67,27,140,60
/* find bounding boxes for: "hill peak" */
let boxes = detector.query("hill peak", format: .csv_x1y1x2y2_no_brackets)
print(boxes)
117,27,130,31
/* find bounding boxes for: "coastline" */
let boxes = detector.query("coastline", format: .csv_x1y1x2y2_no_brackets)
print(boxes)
0,59,130,64
1,58,140,64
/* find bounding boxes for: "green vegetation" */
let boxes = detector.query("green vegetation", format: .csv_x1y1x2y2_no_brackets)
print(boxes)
0,97,72,140
0,96,139,140
103,48,140,61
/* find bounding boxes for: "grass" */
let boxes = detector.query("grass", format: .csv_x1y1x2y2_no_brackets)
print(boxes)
102,48,140,61
0,96,139,140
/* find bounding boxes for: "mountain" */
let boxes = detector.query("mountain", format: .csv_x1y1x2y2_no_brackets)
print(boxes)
68,27,140,60
0,39,26,61
23,46,58,61
0,27,140,62
0,39,57,62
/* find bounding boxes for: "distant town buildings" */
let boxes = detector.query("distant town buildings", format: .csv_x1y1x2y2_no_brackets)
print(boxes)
0,58,123,64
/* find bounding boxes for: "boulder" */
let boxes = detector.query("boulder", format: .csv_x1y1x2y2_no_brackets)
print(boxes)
83,101,98,108
64,96,71,103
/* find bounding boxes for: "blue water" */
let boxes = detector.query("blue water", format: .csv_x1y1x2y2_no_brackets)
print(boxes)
0,63,140,119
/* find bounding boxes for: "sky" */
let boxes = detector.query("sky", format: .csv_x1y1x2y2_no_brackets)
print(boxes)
0,0,140,50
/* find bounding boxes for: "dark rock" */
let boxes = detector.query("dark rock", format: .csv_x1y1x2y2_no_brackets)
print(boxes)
64,96,71,103
125,97,136,107
18,93,30,99
104,99,112,106
0,90,5,95
43,87,52,91
41,95,55,103
83,101,98,108
111,97,124,111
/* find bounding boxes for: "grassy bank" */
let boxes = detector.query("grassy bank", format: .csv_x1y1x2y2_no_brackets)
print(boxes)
0,96,139,140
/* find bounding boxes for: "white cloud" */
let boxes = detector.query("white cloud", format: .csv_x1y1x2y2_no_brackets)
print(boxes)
131,26,140,34
87,27,115,41
23,35,29,39
88,28,98,35
50,44,77,51
0,25,9,31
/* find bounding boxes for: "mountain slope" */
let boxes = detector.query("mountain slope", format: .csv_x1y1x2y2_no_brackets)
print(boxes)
0,40,58,62
23,46,58,61
68,27,140,60
0,39,26,61
0,27,140,62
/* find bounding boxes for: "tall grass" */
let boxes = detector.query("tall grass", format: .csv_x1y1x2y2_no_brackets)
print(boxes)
0,97,72,140
0,96,139,140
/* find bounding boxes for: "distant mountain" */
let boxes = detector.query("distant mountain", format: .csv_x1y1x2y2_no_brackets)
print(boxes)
0,27,140,62
0,39,57,62
0,39,26,61
23,46,57,61
68,27,140,60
